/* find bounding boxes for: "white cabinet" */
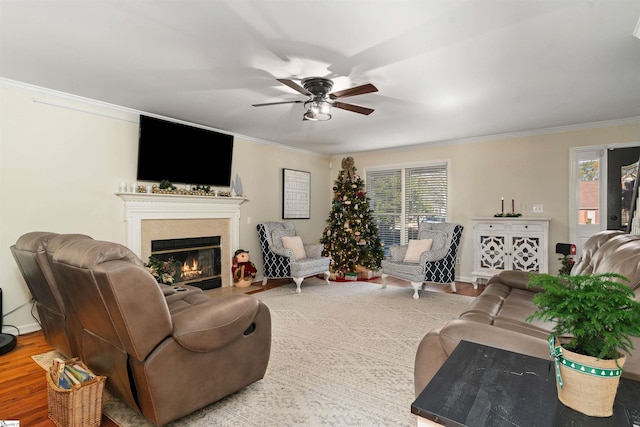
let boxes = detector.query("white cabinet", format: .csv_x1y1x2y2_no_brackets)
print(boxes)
471,217,551,285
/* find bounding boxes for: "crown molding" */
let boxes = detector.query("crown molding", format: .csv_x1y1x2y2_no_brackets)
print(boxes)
338,116,640,157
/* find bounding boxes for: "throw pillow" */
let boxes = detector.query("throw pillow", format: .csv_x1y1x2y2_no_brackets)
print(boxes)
281,235,307,259
403,239,433,263
271,228,295,248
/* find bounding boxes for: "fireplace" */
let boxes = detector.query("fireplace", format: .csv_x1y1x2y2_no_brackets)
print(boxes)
151,236,222,290
117,193,246,288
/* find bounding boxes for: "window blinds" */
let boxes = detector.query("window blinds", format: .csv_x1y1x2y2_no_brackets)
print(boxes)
366,169,402,255
366,163,448,255
405,164,448,240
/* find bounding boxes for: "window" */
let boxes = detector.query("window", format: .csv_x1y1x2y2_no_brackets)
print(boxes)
366,162,449,255
578,158,600,225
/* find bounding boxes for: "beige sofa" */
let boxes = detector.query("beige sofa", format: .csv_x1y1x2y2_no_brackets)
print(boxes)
414,230,640,396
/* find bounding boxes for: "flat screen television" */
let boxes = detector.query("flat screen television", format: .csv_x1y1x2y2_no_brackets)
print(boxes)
136,115,234,186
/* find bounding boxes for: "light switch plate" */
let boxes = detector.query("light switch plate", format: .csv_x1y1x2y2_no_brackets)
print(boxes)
532,204,543,213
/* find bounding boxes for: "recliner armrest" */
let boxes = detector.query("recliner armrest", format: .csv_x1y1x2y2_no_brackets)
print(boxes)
171,294,260,352
487,270,543,292
160,285,176,296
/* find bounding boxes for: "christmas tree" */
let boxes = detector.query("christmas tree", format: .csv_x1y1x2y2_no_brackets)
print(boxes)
321,157,384,276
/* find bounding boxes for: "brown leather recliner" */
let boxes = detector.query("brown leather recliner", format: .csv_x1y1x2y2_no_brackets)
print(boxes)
10,232,92,357
50,238,271,426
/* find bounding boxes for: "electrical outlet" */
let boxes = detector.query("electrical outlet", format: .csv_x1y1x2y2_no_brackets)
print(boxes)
456,258,461,265
532,204,543,213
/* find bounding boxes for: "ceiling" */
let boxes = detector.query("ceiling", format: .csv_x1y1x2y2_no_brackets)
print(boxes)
1,1,639,156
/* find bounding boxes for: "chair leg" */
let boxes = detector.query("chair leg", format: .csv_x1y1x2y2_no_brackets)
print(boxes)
262,277,268,286
323,271,330,285
293,277,304,293
450,281,457,293
381,273,388,289
411,281,422,299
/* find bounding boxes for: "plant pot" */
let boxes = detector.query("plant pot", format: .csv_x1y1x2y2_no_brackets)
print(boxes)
554,344,625,417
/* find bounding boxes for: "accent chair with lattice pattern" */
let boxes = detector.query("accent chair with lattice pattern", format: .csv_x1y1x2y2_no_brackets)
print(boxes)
381,222,463,299
257,221,330,293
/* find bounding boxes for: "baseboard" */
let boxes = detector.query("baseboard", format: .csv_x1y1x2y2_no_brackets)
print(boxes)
457,275,473,284
3,321,41,336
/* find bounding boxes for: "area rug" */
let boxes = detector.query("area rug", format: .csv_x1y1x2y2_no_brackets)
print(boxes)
33,280,474,426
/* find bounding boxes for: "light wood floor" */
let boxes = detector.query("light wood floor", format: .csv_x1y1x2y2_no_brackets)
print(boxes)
0,279,481,426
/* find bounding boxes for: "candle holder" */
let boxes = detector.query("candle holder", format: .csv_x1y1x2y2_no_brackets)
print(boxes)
495,198,521,217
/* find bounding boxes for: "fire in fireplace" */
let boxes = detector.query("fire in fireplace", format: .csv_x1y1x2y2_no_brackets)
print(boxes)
150,236,221,290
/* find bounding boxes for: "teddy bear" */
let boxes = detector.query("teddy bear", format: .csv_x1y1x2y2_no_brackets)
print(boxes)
231,249,257,288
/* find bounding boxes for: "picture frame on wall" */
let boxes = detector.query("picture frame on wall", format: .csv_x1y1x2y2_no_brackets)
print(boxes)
283,168,310,219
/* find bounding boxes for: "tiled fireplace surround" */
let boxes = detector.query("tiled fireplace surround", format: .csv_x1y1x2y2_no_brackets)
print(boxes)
118,193,246,287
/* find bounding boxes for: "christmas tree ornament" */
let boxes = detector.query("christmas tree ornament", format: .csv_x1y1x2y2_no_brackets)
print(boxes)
341,156,357,183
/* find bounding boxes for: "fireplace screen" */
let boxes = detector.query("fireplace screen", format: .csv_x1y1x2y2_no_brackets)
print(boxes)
151,236,221,290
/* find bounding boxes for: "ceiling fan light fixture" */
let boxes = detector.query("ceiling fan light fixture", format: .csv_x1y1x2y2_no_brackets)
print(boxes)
304,99,332,121
317,99,332,115
303,109,331,121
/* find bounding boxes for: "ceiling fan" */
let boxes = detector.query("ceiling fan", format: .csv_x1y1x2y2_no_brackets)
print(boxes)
252,77,378,121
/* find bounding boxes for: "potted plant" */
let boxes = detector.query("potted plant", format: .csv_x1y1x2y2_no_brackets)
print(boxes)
527,272,640,417
144,256,181,285
557,254,575,275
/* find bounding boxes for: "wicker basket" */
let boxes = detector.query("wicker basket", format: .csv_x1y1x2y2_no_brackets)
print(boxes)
46,360,106,427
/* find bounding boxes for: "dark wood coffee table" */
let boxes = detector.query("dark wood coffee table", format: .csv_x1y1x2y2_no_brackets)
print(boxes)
412,340,640,426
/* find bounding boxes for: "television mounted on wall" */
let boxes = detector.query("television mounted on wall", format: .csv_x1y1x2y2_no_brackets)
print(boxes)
136,115,234,187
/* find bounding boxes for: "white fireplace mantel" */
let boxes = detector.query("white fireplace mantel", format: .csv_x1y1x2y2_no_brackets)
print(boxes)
117,192,247,259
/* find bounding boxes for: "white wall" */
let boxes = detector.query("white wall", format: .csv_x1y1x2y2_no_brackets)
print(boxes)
0,83,331,333
334,122,640,283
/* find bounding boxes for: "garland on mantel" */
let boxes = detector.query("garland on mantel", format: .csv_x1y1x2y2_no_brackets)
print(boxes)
150,187,231,197
130,180,233,197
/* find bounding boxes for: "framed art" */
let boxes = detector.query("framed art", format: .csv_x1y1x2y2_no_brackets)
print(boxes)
283,168,310,219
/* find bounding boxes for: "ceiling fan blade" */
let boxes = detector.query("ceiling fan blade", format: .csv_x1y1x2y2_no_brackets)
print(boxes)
277,78,311,96
252,100,304,107
329,83,378,99
333,101,375,115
